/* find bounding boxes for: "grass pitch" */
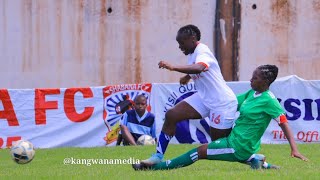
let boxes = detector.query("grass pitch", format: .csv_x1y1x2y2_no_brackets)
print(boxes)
0,144,319,179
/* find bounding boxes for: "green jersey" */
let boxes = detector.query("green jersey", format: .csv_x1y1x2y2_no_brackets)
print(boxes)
228,89,285,161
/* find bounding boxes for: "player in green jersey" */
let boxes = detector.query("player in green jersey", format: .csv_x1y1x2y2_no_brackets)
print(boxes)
133,64,308,170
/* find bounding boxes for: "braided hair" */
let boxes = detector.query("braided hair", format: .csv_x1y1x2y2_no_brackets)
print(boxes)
257,65,279,85
177,24,201,41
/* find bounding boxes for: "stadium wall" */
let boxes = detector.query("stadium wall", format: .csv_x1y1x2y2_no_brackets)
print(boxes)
239,0,320,80
1,0,319,89
0,0,215,88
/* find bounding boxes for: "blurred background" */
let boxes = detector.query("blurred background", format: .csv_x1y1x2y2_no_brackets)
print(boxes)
0,0,319,88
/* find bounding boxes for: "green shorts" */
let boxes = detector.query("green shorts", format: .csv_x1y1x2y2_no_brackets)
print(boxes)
207,138,242,162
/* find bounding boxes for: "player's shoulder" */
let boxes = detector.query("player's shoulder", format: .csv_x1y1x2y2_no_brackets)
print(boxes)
146,111,155,119
264,90,282,107
247,89,255,94
242,89,255,98
266,90,276,99
194,43,216,64
196,43,210,53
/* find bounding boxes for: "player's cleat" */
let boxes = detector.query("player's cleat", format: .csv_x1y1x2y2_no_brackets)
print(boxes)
249,154,265,169
140,153,164,166
132,163,143,171
132,163,150,171
269,164,281,169
262,163,281,170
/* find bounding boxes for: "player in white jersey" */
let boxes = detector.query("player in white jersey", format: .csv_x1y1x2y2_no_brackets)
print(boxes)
141,24,238,166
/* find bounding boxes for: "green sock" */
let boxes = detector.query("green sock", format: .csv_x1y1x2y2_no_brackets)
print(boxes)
150,148,198,170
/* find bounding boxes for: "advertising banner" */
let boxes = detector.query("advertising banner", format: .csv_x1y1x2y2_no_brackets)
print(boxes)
0,76,319,148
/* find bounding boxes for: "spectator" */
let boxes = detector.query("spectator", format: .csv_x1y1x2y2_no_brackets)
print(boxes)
119,95,156,145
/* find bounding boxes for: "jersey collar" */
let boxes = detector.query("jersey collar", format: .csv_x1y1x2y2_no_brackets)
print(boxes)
253,91,262,98
135,110,148,122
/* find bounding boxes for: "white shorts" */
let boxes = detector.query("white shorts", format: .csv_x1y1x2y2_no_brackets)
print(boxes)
184,93,238,129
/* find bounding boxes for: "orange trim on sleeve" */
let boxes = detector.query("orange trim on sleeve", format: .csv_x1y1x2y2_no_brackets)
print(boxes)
197,62,209,69
279,114,288,124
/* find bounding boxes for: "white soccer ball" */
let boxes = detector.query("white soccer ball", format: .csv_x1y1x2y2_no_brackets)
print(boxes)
10,140,35,164
137,135,156,146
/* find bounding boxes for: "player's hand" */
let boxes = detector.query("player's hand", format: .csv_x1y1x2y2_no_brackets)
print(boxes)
291,151,308,161
158,61,173,71
180,75,191,85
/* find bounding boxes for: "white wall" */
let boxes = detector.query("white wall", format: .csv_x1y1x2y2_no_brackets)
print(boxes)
239,0,320,80
1,0,319,88
0,0,215,88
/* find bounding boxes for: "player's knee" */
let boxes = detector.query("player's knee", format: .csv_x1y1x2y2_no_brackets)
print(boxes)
210,128,232,141
165,109,178,122
162,117,175,134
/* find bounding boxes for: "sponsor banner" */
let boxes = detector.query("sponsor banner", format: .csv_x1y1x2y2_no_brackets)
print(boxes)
151,75,320,144
150,83,211,144
0,87,107,148
0,84,152,148
0,76,319,148
263,76,320,143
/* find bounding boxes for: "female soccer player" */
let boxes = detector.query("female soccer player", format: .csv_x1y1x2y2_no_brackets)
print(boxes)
141,24,238,165
135,65,308,170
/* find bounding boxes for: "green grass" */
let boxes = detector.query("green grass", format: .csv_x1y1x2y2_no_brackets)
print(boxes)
0,144,319,179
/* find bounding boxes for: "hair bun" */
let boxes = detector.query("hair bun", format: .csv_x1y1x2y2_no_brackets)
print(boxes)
258,64,278,84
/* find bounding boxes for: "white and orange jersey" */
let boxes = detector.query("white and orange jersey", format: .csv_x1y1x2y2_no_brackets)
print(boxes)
187,43,237,110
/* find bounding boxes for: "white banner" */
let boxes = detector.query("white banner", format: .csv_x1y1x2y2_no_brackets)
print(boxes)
0,76,319,148
150,83,212,144
0,87,107,148
0,84,152,148
263,76,320,143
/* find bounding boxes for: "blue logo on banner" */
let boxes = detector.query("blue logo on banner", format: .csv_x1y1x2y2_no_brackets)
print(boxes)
174,92,210,144
104,91,149,127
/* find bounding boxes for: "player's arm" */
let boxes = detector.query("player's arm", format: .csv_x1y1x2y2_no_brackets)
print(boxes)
180,74,191,85
120,125,137,146
275,114,308,161
119,112,137,146
267,99,308,161
158,61,206,74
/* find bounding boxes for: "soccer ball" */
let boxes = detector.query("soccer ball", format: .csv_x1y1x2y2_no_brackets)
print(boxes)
137,135,156,145
10,140,35,164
